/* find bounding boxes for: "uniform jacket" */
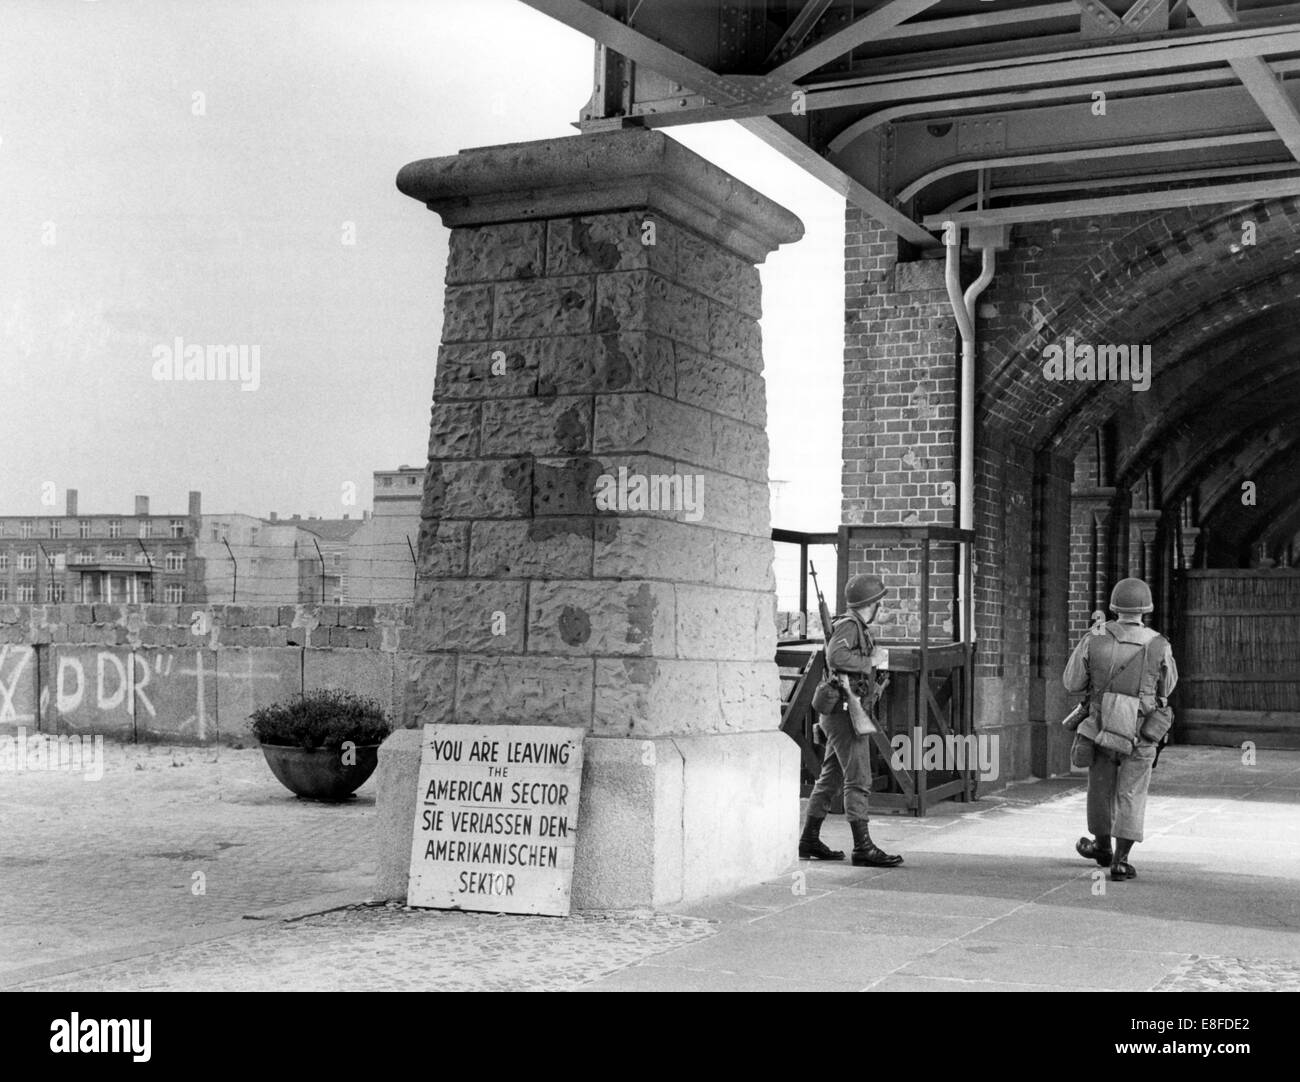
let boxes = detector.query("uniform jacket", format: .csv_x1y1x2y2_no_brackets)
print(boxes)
1063,619,1178,747
826,613,877,708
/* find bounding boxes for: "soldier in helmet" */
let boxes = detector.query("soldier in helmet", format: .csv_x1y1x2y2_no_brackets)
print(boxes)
797,573,903,868
1064,576,1178,881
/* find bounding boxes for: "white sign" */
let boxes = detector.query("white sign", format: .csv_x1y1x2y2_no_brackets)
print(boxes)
407,724,584,916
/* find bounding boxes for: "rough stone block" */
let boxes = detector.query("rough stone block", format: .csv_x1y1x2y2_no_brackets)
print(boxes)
400,652,456,728
211,647,302,745
532,456,606,517
493,275,593,338
413,580,527,653
675,345,748,422
708,301,762,371
713,533,775,591
711,414,769,480
893,257,947,293
687,469,770,535
446,221,543,284
454,654,593,726
434,339,540,399
545,212,676,277
414,519,469,578
592,517,713,583
529,580,675,657
593,393,713,467
442,284,494,343
422,458,532,520
538,332,675,398
675,227,742,308
480,396,592,456
592,657,719,736
469,518,593,579
427,401,481,459
675,586,768,660
717,661,782,732
595,271,709,347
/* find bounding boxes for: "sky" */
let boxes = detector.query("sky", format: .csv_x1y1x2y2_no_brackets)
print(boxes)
0,0,845,595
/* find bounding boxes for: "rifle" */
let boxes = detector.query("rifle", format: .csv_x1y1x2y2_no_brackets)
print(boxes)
809,561,833,642
811,561,881,734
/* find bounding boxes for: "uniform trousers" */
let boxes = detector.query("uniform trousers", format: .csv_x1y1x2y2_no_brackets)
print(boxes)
806,711,873,823
1087,742,1156,843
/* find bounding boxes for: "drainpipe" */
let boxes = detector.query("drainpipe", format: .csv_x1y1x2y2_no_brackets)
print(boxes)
944,225,1002,642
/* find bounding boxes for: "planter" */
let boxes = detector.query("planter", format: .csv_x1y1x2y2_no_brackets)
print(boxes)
259,743,381,802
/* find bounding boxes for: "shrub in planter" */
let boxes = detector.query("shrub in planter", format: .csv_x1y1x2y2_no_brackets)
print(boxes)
251,690,392,801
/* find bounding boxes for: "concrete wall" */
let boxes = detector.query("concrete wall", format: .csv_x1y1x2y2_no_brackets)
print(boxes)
0,602,413,744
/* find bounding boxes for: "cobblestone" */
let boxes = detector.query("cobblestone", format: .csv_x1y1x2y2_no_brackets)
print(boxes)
0,743,377,979
9,906,717,992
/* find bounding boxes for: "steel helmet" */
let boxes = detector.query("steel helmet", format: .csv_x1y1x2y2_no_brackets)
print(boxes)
845,574,887,608
1109,577,1153,614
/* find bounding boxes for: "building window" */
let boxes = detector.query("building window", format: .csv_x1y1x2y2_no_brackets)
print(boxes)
76,551,94,564
49,520,61,538
0,584,7,601
139,520,153,539
0,553,7,571
106,550,126,563
17,584,35,602
165,552,186,571
170,519,185,538
381,476,393,487
20,520,33,539
45,581,65,602
164,583,184,603
332,552,341,566
79,520,92,538
135,552,151,565
249,528,259,544
108,520,121,539
408,475,418,485
18,552,36,572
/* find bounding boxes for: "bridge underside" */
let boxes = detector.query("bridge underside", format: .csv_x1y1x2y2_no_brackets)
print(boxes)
510,0,1300,768
383,2,1300,907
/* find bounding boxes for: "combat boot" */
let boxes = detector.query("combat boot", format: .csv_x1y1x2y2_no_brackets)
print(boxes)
1076,835,1112,867
850,820,902,867
798,815,844,861
1110,837,1137,881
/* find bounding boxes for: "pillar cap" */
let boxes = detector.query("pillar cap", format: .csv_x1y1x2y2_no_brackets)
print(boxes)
396,129,804,263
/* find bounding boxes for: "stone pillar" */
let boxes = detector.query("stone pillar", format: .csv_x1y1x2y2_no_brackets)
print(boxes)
374,131,804,909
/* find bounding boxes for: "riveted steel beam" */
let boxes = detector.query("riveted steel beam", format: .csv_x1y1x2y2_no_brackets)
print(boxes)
922,175,1300,228
767,0,945,83
900,132,1278,205
1189,0,1300,165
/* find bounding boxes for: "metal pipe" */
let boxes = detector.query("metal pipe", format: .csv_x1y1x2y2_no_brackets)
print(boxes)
945,231,997,644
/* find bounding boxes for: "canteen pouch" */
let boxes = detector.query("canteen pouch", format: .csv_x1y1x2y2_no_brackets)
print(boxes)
1140,703,1174,744
1070,732,1095,769
811,678,842,715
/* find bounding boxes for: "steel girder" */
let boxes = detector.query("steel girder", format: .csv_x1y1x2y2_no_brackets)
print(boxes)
520,0,1300,240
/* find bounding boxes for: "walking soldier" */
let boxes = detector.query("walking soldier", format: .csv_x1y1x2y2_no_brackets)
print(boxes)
1064,577,1178,881
798,573,903,868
